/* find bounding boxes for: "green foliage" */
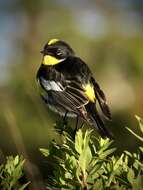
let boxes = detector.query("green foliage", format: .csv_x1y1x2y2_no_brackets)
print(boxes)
0,156,29,190
40,116,143,190
0,116,143,189
126,115,143,142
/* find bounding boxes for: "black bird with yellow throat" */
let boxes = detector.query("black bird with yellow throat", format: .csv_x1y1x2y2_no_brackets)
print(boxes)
37,39,113,138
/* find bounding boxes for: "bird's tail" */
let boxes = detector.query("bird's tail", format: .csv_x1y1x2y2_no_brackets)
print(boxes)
86,104,113,139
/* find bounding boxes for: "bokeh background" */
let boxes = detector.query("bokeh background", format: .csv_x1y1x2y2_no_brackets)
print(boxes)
0,0,143,188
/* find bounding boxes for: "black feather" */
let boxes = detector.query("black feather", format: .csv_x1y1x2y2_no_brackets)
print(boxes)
92,109,113,139
91,77,112,120
86,103,113,139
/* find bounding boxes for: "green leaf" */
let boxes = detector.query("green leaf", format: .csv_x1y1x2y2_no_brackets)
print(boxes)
126,115,143,142
106,154,124,186
79,145,92,175
76,165,82,184
78,130,92,174
135,115,143,134
115,176,131,188
75,129,83,154
14,155,19,166
18,182,30,190
127,168,135,184
93,179,103,190
126,127,143,142
98,139,114,156
124,150,132,157
113,154,124,171
39,148,49,157
99,147,116,159
139,146,143,153
89,161,104,177
65,154,77,171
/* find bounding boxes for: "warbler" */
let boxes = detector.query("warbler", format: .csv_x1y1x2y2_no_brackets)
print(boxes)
37,39,112,138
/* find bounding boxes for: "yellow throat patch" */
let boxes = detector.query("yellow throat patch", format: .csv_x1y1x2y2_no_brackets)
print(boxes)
43,39,63,65
43,55,65,66
48,39,59,45
83,83,95,102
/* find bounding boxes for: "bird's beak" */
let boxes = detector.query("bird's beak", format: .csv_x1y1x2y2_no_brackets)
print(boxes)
40,50,44,54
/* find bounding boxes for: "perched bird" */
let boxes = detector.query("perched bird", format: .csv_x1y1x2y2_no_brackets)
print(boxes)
37,39,113,138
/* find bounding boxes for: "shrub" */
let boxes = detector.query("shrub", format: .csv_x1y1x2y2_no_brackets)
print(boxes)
40,116,143,190
0,156,29,190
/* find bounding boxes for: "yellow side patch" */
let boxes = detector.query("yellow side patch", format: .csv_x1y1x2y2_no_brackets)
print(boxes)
48,39,59,45
83,83,95,102
43,55,65,65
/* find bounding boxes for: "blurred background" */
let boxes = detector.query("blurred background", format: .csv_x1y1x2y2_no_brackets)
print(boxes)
0,0,143,188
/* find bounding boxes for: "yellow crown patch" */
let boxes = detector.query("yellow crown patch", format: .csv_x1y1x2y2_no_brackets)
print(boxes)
48,39,59,45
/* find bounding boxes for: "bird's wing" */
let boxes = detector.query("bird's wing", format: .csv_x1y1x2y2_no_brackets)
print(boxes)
40,77,89,116
91,77,112,120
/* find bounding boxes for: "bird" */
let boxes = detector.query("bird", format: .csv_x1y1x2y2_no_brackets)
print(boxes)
36,39,113,138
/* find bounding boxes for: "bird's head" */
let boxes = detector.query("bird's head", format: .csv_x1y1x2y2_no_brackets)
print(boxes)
41,39,75,66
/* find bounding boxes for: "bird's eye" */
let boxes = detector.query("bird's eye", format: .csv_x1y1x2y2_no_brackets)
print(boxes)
56,49,63,56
